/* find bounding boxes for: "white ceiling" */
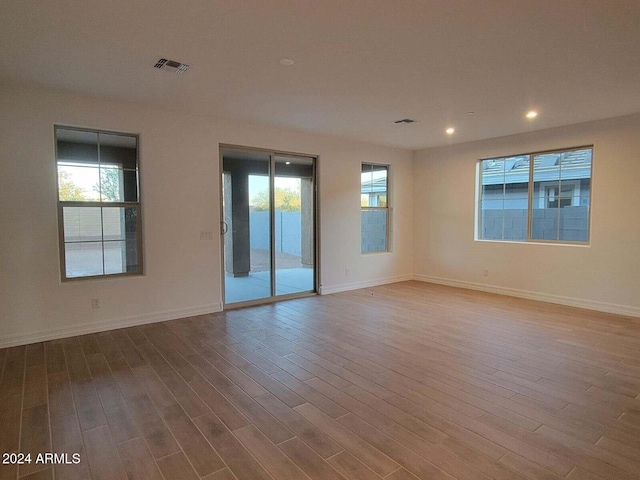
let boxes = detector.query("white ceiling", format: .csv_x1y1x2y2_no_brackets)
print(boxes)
2,0,640,150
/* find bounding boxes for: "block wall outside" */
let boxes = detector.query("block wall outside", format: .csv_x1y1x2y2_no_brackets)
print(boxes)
361,209,388,253
249,211,302,255
481,206,589,242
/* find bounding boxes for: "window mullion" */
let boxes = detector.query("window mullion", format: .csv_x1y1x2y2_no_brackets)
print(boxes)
97,133,106,275
100,206,106,275
557,154,562,240
527,153,534,241
501,160,506,240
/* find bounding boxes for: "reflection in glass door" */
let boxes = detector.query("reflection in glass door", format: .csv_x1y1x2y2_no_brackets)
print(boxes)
221,148,316,306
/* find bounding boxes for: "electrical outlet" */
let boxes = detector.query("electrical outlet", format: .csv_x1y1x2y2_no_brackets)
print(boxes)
91,298,100,309
483,268,489,277
345,268,351,276
200,231,213,240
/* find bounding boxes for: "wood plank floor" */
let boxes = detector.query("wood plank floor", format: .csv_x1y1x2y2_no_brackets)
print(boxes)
2,281,640,480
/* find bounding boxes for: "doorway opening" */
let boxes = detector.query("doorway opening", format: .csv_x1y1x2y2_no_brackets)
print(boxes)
220,146,317,307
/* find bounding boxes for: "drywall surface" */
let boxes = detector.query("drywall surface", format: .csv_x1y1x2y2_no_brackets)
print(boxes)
413,115,640,316
0,82,414,346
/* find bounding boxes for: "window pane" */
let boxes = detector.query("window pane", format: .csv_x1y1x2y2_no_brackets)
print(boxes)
63,207,102,242
122,170,139,202
360,163,373,194
102,207,126,241
503,199,527,241
65,242,103,278
372,166,388,206
560,148,592,174
531,149,591,242
57,129,100,202
532,152,559,241
361,209,387,253
559,206,589,242
103,207,139,274
480,155,530,240
481,205,504,240
479,158,506,240
531,206,559,240
98,167,139,202
361,163,373,196
99,133,138,169
533,153,561,180
125,239,139,272
124,208,140,273
124,207,139,243
361,164,387,207
99,166,123,202
56,128,98,166
481,158,505,180
104,241,128,274
504,182,529,200
57,165,100,201
558,149,591,242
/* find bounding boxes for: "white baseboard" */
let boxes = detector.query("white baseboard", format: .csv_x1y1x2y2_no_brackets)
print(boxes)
414,275,640,318
5,274,637,347
0,303,223,348
320,274,414,295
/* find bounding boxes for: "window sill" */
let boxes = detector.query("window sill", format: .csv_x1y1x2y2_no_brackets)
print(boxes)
61,272,145,283
474,239,590,247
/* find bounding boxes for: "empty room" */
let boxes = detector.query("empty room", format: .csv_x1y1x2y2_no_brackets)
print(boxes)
2,1,640,479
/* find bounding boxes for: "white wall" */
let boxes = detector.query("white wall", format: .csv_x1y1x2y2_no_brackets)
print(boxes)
4,80,638,348
413,114,640,316
0,82,414,347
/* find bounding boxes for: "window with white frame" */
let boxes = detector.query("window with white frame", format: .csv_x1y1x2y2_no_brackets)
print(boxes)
55,126,142,280
478,146,592,243
361,163,389,253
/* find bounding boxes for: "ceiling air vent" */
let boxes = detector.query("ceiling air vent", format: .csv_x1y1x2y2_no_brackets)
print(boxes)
153,58,189,74
394,118,417,124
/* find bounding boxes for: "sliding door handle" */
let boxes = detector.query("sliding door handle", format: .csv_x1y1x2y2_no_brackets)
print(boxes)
221,221,228,235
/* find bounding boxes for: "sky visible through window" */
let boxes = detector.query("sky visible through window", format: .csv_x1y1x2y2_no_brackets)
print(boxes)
58,161,101,200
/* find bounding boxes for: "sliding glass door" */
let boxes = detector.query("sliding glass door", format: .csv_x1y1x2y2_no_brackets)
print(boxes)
221,147,316,306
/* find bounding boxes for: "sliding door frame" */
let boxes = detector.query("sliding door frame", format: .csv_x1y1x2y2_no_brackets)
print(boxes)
218,143,319,309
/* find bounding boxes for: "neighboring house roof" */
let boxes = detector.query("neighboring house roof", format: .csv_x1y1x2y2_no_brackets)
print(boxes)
482,149,592,185
361,176,388,194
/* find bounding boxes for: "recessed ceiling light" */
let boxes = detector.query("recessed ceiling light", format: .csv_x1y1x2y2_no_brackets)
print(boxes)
280,58,295,66
446,127,455,135
466,111,475,115
285,161,291,165
526,110,538,119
